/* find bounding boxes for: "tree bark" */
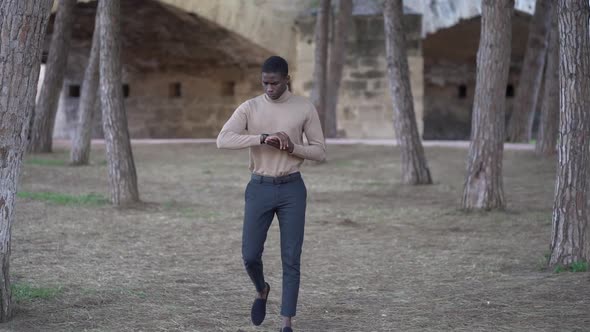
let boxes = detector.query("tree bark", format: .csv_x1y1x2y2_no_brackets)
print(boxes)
71,11,100,166
0,0,52,321
29,0,76,153
549,0,590,268
99,0,140,205
506,0,552,142
325,0,352,138
310,0,330,134
528,59,546,140
462,0,513,210
535,10,559,157
383,0,432,185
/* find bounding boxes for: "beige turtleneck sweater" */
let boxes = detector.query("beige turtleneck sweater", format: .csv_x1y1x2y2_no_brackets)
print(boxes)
216,90,326,177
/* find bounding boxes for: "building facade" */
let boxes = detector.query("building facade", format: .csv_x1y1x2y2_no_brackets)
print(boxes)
48,0,532,140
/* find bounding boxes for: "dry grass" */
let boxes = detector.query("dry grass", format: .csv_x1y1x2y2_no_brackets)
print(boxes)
4,144,588,332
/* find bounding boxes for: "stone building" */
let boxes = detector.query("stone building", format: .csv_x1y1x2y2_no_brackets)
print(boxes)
422,10,532,140
48,0,534,140
50,0,424,140
293,3,423,138
50,0,270,139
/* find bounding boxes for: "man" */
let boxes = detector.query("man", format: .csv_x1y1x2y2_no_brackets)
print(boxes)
217,56,326,332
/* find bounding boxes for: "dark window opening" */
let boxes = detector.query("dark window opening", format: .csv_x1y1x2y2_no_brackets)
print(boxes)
222,81,235,97
68,85,81,98
506,84,515,98
122,84,130,98
41,51,49,64
169,82,182,98
458,84,467,99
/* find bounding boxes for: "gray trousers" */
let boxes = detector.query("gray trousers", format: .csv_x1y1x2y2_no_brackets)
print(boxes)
242,172,307,317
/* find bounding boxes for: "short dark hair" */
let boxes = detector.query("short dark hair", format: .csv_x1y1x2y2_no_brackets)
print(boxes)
262,56,289,77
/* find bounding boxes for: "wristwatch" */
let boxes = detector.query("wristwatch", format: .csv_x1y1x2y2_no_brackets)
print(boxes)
260,133,269,144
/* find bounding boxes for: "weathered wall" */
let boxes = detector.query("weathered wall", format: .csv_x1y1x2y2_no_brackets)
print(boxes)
64,0,312,63
159,0,313,63
59,0,536,49
51,0,538,141
293,13,423,138
422,12,531,140
54,68,261,139
423,62,521,139
50,0,267,140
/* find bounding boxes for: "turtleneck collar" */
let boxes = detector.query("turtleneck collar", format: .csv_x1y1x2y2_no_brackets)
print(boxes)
264,89,292,104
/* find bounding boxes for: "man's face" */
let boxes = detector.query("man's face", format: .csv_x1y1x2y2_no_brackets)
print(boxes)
262,72,289,100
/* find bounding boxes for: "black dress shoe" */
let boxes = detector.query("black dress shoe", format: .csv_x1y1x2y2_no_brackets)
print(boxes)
250,282,270,326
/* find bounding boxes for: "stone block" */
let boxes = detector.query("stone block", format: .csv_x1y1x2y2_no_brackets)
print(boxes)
360,58,378,67
356,39,385,56
364,91,378,99
372,80,383,90
406,39,422,53
403,15,422,39
354,17,370,41
350,70,386,79
342,106,354,120
345,57,359,68
367,17,385,40
342,80,367,91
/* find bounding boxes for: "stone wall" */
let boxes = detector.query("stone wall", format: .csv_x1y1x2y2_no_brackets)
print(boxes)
293,13,423,138
50,0,269,140
54,68,261,139
68,0,313,64
423,61,521,139
422,12,530,140
154,0,313,64
52,1,425,140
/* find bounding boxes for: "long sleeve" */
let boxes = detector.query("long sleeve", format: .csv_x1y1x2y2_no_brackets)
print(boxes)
291,106,326,162
216,102,261,150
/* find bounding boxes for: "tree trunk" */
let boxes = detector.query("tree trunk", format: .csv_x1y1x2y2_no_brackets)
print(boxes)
310,0,330,134
383,0,432,185
506,0,552,142
325,0,352,138
99,0,140,205
549,0,590,268
535,10,559,157
0,0,52,321
71,11,101,166
528,59,546,142
29,0,76,153
462,0,513,210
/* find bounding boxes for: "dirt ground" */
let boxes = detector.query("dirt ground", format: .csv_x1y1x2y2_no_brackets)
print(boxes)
2,143,589,332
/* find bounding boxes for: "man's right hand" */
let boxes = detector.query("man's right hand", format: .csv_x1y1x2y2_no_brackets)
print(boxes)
265,132,292,152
